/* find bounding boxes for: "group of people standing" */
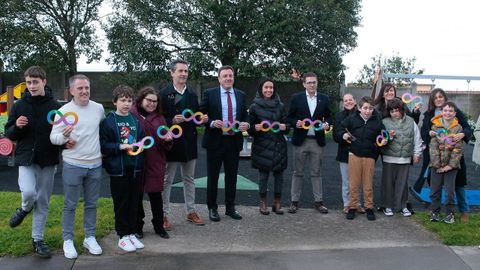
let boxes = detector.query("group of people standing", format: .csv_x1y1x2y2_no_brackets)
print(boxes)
4,63,480,258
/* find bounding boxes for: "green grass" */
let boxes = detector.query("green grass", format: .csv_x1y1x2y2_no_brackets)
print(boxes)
0,191,114,257
0,115,7,135
412,211,480,245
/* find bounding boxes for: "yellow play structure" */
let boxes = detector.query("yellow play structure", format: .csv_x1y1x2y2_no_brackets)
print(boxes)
0,82,27,116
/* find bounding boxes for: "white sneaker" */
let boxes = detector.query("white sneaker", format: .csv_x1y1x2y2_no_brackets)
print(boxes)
83,236,103,255
63,239,78,259
383,208,394,216
129,234,145,249
118,235,136,252
401,208,412,217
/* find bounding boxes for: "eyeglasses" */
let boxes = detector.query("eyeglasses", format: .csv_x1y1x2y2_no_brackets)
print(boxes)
144,98,158,104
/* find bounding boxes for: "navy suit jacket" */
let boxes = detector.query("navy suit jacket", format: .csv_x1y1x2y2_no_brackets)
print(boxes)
200,87,248,152
287,91,332,147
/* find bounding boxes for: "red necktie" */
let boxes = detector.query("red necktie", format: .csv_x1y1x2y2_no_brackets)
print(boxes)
227,91,234,135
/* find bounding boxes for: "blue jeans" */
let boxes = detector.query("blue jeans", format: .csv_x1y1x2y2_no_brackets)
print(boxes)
455,186,470,213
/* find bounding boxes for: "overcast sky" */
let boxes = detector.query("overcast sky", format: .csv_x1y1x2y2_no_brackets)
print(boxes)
78,0,480,90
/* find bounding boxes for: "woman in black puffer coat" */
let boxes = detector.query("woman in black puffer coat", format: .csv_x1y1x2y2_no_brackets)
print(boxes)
248,78,289,215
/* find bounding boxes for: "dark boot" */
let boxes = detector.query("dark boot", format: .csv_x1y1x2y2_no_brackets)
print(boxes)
32,239,52,258
288,201,299,214
272,197,284,215
259,196,270,215
9,208,31,228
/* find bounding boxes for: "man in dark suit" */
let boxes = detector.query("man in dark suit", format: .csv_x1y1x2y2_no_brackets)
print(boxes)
200,65,249,222
286,72,332,214
160,59,208,230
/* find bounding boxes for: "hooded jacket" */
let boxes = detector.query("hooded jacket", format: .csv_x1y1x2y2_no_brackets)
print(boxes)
429,114,463,169
4,87,61,167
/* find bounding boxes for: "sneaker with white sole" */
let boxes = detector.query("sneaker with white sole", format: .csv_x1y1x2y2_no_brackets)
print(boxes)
83,236,102,255
63,239,78,259
400,208,412,217
129,234,145,249
383,208,394,216
118,235,136,252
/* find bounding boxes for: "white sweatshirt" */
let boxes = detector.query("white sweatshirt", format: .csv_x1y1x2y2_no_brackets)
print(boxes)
50,99,105,166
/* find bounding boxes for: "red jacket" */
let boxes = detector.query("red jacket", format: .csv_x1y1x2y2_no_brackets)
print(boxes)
131,105,172,192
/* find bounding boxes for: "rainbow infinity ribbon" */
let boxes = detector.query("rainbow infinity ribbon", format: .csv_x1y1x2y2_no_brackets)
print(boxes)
0,137,14,156
401,93,423,106
47,110,79,126
299,118,324,131
157,125,183,139
435,128,456,145
182,109,205,125
259,120,281,133
127,136,155,156
222,120,241,133
376,129,390,147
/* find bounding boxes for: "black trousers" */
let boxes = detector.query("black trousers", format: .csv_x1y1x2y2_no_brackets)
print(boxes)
136,192,164,233
110,167,140,238
206,136,239,211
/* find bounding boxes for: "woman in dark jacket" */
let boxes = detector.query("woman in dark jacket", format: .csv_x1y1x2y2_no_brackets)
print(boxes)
333,93,358,214
410,88,472,222
374,83,421,123
131,86,173,238
248,78,289,215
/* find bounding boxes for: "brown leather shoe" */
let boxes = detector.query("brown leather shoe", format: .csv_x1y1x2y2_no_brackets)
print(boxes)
259,197,270,215
163,217,172,231
460,213,469,223
272,198,284,215
187,212,205,225
314,201,328,214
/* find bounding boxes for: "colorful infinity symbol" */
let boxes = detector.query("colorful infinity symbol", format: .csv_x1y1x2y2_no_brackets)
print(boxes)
401,93,423,105
47,110,79,126
127,136,155,156
157,125,183,139
182,109,205,125
0,137,14,156
376,129,390,147
436,128,456,145
222,120,241,133
300,118,324,131
259,120,281,133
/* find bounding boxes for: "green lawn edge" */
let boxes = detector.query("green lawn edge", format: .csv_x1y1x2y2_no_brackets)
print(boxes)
0,191,114,257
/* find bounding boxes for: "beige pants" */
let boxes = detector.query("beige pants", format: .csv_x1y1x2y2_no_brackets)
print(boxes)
348,154,375,209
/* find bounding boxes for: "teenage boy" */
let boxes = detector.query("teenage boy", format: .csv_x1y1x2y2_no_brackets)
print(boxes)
5,66,61,258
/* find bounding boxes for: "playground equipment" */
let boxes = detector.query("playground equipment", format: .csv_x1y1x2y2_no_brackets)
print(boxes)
0,82,27,116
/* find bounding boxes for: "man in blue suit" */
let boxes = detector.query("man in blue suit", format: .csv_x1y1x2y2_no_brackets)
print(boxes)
286,72,332,214
200,65,249,222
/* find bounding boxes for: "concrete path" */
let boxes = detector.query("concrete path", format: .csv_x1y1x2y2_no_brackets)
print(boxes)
1,203,479,270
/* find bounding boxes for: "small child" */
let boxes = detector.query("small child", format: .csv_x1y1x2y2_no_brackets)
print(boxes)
339,96,386,221
380,98,423,217
428,101,463,224
100,85,145,252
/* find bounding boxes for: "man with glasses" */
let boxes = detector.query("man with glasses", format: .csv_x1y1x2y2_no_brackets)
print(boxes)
286,72,332,214
160,59,207,230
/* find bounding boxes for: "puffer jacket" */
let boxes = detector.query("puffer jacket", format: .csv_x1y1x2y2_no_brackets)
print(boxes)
4,87,61,167
429,114,463,169
248,93,289,172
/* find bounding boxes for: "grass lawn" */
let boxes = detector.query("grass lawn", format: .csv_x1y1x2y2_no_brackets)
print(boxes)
412,211,480,245
0,191,114,257
0,115,7,135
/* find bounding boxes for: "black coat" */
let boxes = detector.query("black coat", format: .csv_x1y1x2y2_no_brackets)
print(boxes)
248,94,288,172
4,88,61,167
338,110,385,159
160,84,199,162
286,91,331,147
333,108,355,163
420,108,472,187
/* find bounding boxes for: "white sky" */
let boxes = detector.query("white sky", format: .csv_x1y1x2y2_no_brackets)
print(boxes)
78,0,480,90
